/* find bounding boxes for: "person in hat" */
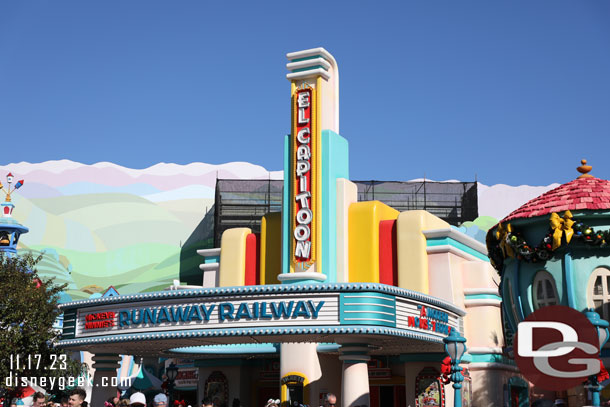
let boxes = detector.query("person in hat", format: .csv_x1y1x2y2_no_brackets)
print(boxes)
129,393,147,407
153,394,167,407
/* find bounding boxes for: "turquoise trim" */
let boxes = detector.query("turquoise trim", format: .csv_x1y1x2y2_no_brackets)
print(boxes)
464,294,502,301
282,135,290,275
426,237,488,261
292,65,328,73
341,293,395,305
469,353,515,365
340,312,396,324
321,130,349,283
281,278,324,285
340,292,396,327
317,344,341,353
170,343,279,354
291,56,324,63
564,252,576,308
342,301,395,307
204,255,219,264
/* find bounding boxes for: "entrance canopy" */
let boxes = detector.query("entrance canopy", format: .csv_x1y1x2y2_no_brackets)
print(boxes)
58,283,465,357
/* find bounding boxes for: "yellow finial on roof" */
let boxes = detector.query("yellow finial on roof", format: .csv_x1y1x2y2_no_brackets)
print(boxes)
577,159,593,178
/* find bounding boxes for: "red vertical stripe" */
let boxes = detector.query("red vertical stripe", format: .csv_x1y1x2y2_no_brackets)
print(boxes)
379,220,398,285
245,233,260,286
369,386,380,407
395,385,406,407
254,233,260,285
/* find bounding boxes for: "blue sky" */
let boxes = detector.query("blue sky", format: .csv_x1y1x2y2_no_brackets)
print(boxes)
1,1,609,185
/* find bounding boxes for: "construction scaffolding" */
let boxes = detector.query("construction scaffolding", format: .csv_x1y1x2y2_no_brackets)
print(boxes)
355,180,478,226
213,179,283,246
213,179,478,246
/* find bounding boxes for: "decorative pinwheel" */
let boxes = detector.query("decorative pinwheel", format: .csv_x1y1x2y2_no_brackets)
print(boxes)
0,172,24,202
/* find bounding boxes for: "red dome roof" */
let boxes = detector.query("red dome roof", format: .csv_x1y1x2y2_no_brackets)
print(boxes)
501,176,610,223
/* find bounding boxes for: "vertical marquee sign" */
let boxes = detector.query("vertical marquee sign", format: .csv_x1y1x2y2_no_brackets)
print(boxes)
292,84,317,272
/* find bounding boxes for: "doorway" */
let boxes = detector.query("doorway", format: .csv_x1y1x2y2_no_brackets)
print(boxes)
370,385,406,407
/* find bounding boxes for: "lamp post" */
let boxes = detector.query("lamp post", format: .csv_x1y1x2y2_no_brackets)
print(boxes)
166,363,179,407
584,308,609,407
443,329,467,407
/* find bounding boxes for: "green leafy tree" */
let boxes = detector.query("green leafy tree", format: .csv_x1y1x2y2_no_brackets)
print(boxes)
0,253,83,404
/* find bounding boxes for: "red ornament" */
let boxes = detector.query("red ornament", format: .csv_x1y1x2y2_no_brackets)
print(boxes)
440,356,452,384
598,360,609,382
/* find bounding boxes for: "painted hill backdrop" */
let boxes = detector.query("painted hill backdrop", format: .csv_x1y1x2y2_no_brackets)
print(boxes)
3,160,556,301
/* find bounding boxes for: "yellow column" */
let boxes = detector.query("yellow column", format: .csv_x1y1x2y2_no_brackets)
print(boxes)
396,210,449,293
260,212,281,285
218,228,251,287
348,201,399,283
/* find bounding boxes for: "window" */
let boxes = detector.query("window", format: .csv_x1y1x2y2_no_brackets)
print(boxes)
532,271,558,309
587,268,610,320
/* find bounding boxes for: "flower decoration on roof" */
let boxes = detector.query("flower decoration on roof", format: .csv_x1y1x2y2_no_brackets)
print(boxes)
0,172,24,202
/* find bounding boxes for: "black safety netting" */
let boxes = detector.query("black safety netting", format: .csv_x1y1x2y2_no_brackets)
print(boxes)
213,179,477,246
355,180,478,226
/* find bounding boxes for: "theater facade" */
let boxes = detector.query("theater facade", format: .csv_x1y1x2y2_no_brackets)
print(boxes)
58,48,526,407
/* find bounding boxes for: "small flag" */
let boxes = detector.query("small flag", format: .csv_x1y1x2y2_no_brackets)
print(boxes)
14,180,23,189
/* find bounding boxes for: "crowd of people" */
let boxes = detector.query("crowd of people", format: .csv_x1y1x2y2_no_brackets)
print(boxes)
13,389,90,407
12,390,338,407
